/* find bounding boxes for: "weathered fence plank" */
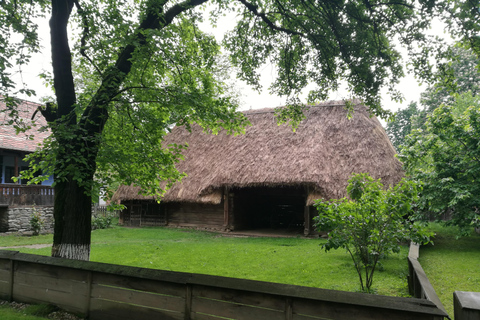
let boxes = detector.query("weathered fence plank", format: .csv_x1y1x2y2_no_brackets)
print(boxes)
191,295,285,320
193,284,285,311
91,283,185,311
89,298,184,320
93,272,185,297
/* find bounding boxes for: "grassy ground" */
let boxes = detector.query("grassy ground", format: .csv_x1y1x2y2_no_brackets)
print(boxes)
0,301,80,320
420,223,480,317
0,225,411,297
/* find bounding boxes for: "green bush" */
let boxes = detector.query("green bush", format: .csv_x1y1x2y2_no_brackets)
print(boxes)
29,206,44,236
314,173,433,292
91,212,116,230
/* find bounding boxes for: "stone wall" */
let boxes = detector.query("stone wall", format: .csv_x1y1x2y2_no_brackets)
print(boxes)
0,206,54,234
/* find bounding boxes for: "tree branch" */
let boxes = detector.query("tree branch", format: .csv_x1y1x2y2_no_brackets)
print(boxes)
50,0,76,120
73,0,103,76
236,0,305,37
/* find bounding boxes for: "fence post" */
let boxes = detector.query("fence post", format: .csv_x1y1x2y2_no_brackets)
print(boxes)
454,291,480,320
8,259,14,302
184,284,192,320
285,297,293,320
84,271,93,318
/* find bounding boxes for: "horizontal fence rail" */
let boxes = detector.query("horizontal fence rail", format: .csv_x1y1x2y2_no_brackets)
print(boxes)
0,251,448,320
0,185,54,206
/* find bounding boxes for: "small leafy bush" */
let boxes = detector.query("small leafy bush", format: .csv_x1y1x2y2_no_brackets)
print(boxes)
314,173,433,292
30,206,44,236
91,212,116,230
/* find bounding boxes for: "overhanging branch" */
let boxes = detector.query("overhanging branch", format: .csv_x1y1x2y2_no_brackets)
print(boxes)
236,0,305,37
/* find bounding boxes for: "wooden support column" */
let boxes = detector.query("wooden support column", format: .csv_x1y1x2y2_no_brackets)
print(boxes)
304,186,311,236
223,187,229,230
304,206,311,236
13,155,18,184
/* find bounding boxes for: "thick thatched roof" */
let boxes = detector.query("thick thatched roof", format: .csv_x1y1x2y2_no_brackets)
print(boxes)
114,100,403,205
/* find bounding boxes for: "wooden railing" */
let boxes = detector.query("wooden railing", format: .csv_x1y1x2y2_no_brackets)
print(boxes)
0,250,448,320
408,243,450,319
0,184,54,206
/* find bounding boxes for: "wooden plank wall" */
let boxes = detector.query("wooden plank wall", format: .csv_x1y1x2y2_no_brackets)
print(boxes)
0,251,448,320
167,202,224,229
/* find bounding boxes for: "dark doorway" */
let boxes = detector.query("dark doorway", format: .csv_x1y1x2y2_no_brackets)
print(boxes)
232,186,305,231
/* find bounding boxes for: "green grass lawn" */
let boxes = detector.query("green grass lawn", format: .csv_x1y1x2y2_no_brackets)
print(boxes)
0,225,411,297
420,223,480,317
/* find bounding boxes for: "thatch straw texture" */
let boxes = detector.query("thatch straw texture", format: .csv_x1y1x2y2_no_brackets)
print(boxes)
114,100,402,205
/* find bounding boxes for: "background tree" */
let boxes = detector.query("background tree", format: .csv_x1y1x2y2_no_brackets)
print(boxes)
385,101,422,151
401,94,480,235
314,173,432,292
420,46,480,114
0,1,478,260
386,45,480,150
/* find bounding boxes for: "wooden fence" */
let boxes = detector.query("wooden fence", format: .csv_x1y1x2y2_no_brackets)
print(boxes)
0,185,54,206
0,250,448,320
408,243,450,319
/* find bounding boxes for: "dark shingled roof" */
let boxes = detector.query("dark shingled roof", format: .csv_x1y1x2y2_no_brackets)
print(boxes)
113,100,403,205
0,100,49,153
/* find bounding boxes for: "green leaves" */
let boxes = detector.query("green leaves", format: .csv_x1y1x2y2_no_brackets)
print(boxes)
314,173,431,292
401,95,480,235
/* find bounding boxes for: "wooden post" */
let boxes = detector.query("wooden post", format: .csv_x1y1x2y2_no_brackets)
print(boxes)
13,155,19,184
84,271,93,318
304,206,311,236
454,291,480,320
164,204,169,226
304,186,311,236
223,187,229,230
285,297,293,320
8,259,14,302
184,284,192,320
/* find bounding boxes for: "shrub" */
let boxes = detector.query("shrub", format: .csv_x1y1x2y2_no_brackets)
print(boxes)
91,212,116,230
314,173,432,292
30,206,44,236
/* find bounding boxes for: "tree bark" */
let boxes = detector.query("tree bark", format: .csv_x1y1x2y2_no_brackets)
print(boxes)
51,179,93,260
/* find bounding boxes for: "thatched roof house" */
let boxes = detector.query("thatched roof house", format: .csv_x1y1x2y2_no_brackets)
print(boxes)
114,100,402,234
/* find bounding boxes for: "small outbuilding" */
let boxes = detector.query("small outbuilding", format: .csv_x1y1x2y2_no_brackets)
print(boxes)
113,100,403,235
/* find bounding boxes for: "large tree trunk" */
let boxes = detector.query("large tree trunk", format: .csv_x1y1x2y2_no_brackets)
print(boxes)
51,179,93,260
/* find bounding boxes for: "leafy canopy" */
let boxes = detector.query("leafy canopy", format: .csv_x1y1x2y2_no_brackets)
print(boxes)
1,0,443,200
401,94,480,235
314,173,432,292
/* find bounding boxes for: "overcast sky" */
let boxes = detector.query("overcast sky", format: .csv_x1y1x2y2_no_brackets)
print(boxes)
11,8,449,118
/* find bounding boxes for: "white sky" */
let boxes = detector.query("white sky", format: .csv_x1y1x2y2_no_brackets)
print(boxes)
11,7,450,119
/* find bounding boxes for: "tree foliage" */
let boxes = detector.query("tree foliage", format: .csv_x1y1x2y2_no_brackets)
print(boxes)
386,45,480,151
386,101,423,151
314,174,432,292
420,46,480,114
401,94,480,235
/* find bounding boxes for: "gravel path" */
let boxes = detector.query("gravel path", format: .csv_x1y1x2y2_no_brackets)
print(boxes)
0,244,51,249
